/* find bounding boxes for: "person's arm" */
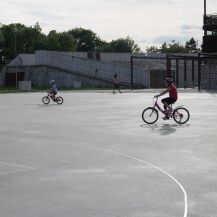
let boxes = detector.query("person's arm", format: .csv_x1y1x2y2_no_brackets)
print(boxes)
156,87,171,97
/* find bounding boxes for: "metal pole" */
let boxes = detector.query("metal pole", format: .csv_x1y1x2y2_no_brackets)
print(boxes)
192,59,195,82
14,28,18,89
204,0,206,16
204,0,207,36
130,56,134,89
94,40,96,60
184,58,187,82
176,59,179,87
198,53,201,91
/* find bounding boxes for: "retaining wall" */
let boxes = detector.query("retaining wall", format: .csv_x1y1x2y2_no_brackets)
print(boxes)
4,66,126,88
201,64,217,89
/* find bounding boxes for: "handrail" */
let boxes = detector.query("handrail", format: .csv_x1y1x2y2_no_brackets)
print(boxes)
35,52,138,84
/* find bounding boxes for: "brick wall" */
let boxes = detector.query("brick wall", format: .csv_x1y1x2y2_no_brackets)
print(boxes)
201,64,217,89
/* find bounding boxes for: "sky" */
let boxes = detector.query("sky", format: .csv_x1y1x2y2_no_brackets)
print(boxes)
1,0,217,51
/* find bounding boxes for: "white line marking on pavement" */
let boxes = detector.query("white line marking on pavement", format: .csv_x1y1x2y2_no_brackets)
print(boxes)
74,144,188,217
0,161,34,169
1,136,188,217
0,161,34,175
0,168,34,175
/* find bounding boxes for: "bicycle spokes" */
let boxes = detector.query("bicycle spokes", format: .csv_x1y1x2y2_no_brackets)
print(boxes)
173,108,190,124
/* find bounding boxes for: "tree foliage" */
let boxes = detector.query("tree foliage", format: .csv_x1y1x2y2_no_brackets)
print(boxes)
185,37,197,51
146,39,198,54
0,23,141,61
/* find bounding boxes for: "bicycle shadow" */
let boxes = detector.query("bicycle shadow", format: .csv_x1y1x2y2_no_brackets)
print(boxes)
140,123,190,136
25,104,60,108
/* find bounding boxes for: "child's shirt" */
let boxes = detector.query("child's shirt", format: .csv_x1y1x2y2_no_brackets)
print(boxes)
169,85,178,99
52,84,57,93
114,77,118,84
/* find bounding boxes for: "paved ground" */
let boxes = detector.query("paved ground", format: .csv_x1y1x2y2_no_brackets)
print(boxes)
0,90,217,217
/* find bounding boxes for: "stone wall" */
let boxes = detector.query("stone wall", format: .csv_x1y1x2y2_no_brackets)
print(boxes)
4,66,126,88
201,64,217,89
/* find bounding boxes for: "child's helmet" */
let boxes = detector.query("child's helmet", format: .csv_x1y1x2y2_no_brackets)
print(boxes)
49,80,55,84
164,78,173,84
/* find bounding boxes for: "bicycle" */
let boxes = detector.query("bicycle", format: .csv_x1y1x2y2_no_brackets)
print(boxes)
42,91,63,105
142,97,190,124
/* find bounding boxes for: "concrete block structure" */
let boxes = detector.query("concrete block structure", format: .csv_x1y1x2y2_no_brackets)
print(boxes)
2,50,203,89
18,81,31,91
201,64,217,89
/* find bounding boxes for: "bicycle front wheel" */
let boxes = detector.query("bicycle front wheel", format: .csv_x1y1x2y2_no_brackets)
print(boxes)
42,96,50,104
173,107,190,124
142,107,158,124
56,96,63,105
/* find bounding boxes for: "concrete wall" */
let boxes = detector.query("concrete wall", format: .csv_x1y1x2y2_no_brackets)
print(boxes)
201,64,217,89
35,51,149,87
61,52,199,88
4,66,125,88
6,51,200,88
8,54,35,66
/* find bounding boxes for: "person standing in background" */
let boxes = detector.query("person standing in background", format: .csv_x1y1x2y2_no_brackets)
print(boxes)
113,74,121,94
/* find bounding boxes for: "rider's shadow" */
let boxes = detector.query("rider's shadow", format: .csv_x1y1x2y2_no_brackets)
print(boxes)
25,104,59,108
141,123,189,136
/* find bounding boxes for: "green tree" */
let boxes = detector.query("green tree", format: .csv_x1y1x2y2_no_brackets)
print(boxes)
58,32,76,51
185,37,197,51
46,30,61,51
0,22,46,59
68,28,99,52
157,40,189,53
146,46,158,53
106,36,141,53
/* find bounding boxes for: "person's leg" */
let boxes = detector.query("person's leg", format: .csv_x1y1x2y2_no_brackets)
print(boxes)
161,98,170,119
117,84,121,93
162,98,170,112
52,92,57,101
113,84,117,94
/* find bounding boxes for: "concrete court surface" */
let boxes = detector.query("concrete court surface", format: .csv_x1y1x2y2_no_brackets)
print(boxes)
0,90,217,217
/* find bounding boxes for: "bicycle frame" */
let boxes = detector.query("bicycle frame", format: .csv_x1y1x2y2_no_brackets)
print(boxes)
47,93,55,101
153,98,184,118
153,98,168,115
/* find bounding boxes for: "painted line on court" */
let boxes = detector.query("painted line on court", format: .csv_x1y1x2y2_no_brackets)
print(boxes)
3,136,188,217
0,161,34,176
73,143,188,217
16,137,188,217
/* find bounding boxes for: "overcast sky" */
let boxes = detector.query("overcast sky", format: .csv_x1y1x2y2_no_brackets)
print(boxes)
1,0,217,51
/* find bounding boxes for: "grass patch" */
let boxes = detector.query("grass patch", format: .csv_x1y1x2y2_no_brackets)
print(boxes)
0,87,121,94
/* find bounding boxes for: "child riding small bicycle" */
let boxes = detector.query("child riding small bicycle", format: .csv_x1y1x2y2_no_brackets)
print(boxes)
155,78,178,120
48,80,57,101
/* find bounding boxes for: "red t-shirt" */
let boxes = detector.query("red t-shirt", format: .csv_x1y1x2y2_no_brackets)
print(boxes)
169,85,178,99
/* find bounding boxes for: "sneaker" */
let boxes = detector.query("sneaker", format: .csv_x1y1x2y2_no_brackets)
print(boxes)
162,116,170,120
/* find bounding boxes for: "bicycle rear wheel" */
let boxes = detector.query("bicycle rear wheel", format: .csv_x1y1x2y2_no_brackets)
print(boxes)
42,96,50,104
173,107,190,124
142,107,158,124
56,96,63,105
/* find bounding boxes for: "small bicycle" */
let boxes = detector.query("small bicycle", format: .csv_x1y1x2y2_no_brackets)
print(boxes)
42,91,63,105
142,97,190,124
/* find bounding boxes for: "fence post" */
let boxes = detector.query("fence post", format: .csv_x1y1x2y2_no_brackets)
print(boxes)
131,56,134,89
198,53,201,91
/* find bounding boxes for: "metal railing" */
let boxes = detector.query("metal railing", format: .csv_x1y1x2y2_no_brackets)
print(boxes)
35,51,139,85
204,14,217,25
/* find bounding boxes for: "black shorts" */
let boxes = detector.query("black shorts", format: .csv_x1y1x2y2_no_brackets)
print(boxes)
114,83,119,89
52,91,57,95
161,97,177,105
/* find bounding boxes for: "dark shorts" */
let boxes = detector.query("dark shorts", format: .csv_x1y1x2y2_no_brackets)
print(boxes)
114,83,119,89
161,97,177,105
52,91,57,95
